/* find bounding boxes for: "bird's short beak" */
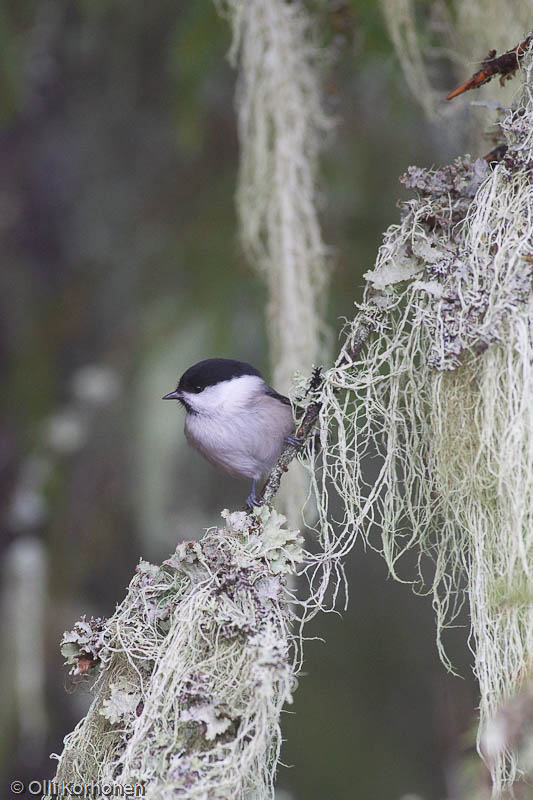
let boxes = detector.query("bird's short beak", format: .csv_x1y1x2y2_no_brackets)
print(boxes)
162,390,181,401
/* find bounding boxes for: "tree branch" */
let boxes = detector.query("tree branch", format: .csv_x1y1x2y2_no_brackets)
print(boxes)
446,35,532,101
260,306,381,508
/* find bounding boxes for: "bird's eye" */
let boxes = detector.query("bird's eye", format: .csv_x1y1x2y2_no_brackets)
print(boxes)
196,386,202,391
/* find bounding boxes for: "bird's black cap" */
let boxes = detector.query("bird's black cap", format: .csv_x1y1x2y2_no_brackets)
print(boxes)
176,358,263,394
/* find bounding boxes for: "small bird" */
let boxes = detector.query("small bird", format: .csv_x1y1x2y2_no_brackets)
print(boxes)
162,358,298,508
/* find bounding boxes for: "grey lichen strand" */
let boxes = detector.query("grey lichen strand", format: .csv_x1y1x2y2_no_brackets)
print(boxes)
309,52,533,795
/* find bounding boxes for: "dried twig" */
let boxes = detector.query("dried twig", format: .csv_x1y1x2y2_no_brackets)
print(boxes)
483,144,508,164
446,35,532,101
261,308,380,508
261,368,324,507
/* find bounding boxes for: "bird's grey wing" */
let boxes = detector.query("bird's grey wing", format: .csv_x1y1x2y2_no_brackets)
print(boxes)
264,386,307,419
264,386,291,405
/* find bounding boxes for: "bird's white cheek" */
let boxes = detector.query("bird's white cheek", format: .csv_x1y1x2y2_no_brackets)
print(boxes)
182,376,266,416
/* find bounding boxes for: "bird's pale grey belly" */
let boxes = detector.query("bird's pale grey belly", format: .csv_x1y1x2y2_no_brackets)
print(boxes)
184,398,294,480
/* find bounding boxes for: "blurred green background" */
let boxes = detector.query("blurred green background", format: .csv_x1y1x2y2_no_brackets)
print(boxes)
0,1,482,798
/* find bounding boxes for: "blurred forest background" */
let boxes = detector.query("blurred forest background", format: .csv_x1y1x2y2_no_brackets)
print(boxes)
0,0,509,797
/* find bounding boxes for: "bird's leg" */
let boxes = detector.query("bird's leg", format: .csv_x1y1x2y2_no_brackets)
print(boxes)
245,479,263,510
245,435,305,509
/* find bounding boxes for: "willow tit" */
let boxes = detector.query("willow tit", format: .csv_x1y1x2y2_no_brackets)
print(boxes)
162,358,298,508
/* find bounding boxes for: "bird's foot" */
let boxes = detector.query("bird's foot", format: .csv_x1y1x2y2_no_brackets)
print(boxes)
245,480,264,510
285,433,304,448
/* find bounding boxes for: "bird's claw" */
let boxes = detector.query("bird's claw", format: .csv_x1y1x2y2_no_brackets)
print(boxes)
285,433,304,448
245,492,263,510
245,480,264,510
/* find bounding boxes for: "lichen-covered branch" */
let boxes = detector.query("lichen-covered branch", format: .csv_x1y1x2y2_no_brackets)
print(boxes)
259,285,386,506
50,508,303,800
261,367,324,507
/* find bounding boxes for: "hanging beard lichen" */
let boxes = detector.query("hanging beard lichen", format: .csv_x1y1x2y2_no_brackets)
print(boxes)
214,0,333,524
216,0,332,391
49,508,303,800
307,53,533,794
